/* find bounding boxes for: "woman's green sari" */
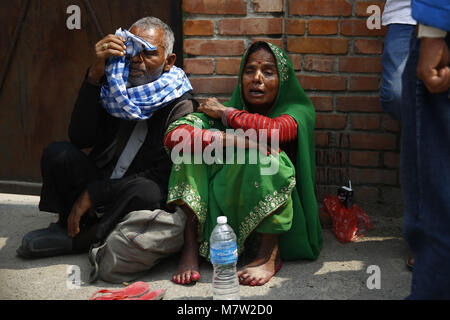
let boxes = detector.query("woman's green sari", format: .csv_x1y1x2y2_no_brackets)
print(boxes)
166,42,322,261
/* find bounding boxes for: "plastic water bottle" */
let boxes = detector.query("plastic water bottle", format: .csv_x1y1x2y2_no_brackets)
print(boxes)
210,216,240,300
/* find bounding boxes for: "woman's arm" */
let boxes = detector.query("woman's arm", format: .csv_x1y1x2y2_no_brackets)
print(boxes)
224,108,298,143
164,124,277,156
197,98,298,144
163,124,220,152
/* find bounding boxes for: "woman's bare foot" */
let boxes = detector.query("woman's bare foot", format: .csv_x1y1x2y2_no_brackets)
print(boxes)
172,246,200,284
172,206,201,285
238,233,281,286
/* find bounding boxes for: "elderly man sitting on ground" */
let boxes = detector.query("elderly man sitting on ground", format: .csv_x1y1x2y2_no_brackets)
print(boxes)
17,17,196,266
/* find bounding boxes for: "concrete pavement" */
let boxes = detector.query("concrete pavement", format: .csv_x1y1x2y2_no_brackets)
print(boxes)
0,193,412,300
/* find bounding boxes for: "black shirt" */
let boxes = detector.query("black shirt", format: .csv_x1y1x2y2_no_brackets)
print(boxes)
68,75,197,209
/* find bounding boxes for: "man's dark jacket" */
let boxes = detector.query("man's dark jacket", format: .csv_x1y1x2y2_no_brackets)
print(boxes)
68,74,196,238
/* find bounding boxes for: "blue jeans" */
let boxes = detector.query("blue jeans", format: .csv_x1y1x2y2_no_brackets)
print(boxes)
401,35,450,299
380,24,418,120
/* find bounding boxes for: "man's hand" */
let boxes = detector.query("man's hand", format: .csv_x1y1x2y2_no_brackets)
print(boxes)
417,37,450,94
67,189,92,238
87,34,127,84
198,98,227,119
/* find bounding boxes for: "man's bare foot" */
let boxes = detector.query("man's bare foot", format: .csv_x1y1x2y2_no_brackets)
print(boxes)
238,233,281,286
172,206,201,285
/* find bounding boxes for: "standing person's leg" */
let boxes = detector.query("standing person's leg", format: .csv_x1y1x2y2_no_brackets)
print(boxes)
405,83,450,299
380,24,417,120
382,23,419,272
17,141,100,258
397,29,421,273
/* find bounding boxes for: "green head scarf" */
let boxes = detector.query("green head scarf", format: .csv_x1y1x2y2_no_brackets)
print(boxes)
223,42,322,260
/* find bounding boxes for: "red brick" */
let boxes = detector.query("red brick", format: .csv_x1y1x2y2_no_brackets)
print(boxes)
349,168,397,185
349,133,397,150
189,77,238,94
183,0,247,14
310,96,333,111
315,114,347,129
251,38,284,48
308,19,338,35
336,96,382,112
350,151,380,167
354,39,384,54
216,58,241,75
219,18,283,35
355,1,385,17
352,186,379,202
316,150,347,166
286,19,306,35
341,20,387,36
288,38,348,54
316,167,349,185
351,114,381,130
288,54,302,71
184,58,214,75
183,20,214,36
383,115,401,132
289,0,352,16
349,76,380,91
253,0,284,12
304,56,335,72
184,39,245,56
315,132,329,147
334,132,350,148
384,152,400,168
339,57,382,73
297,75,347,91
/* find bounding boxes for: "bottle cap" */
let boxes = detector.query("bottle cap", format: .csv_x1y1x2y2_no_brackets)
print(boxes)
217,216,227,224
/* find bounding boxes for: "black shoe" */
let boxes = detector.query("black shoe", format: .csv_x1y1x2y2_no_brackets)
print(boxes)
16,223,74,259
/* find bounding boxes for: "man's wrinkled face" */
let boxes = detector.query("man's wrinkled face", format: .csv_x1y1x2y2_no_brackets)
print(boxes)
127,26,167,87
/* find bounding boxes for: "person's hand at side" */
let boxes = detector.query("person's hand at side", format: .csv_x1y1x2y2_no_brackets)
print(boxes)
67,189,93,238
87,34,127,85
417,38,450,94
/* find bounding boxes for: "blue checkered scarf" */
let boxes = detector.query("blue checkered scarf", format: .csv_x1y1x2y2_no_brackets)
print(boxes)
100,28,193,120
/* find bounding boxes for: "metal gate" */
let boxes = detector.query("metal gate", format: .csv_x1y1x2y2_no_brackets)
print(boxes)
0,0,183,194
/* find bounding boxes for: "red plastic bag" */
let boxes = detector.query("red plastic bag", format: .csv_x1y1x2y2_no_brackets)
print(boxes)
322,195,374,243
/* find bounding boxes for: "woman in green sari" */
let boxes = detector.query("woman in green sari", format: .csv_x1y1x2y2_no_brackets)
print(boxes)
164,41,322,286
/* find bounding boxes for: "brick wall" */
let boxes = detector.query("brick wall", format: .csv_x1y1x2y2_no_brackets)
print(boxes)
182,0,402,206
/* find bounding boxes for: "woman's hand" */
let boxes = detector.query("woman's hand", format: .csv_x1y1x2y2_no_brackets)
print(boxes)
198,98,227,119
87,34,127,84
